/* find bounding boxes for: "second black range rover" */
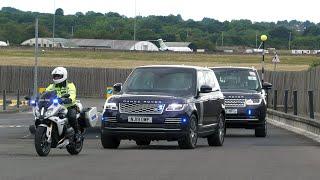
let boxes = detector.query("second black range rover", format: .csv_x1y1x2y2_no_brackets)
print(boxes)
101,65,225,149
211,67,272,137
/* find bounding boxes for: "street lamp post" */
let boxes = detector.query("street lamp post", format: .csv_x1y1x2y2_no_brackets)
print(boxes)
260,35,268,84
34,18,39,97
133,0,137,50
288,31,292,50
52,0,56,49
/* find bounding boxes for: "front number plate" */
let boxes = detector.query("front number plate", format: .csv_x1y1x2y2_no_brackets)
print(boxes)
226,109,238,114
128,116,152,123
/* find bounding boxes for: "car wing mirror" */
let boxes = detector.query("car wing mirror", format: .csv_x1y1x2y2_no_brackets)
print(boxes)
200,85,213,93
262,82,272,90
113,83,122,93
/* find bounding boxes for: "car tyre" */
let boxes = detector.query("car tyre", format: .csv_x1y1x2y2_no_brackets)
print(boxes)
207,113,225,146
178,114,198,149
255,120,267,137
101,133,120,149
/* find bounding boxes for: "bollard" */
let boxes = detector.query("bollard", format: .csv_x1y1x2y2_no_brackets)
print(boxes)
28,89,32,106
284,90,288,113
273,90,277,110
17,89,20,109
28,89,32,97
3,90,6,111
308,91,314,119
293,91,298,116
266,91,269,108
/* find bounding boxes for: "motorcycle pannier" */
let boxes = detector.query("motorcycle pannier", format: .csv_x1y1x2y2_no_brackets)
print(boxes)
82,107,98,128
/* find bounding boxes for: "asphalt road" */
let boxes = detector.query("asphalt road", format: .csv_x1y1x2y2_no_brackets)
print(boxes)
0,112,320,180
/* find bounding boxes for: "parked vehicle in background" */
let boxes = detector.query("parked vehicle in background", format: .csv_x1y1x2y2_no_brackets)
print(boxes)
211,67,272,137
101,65,225,149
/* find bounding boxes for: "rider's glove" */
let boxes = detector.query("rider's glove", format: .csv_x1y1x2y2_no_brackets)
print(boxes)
63,98,72,104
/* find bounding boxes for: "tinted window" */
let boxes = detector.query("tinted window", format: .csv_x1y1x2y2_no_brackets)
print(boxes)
213,68,261,91
123,67,196,96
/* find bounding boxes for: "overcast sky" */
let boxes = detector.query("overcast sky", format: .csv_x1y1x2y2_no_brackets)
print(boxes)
1,0,319,23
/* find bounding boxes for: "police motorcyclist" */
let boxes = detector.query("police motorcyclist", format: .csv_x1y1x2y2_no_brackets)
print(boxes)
46,67,80,142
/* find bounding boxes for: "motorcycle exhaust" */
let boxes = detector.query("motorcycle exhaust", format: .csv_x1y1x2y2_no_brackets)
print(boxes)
56,139,70,149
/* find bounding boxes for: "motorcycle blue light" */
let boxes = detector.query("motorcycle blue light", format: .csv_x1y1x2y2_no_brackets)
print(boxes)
30,100,36,106
53,98,59,105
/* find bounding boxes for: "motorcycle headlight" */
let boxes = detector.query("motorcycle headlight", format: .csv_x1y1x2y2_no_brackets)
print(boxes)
166,103,187,111
104,102,118,111
45,109,54,117
33,107,40,117
245,99,262,105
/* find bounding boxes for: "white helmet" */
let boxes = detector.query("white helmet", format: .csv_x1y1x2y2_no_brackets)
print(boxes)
51,67,68,84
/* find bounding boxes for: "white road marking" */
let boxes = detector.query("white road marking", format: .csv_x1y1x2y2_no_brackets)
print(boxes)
22,134,31,138
0,125,29,128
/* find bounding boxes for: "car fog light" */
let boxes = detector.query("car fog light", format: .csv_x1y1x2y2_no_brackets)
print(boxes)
181,117,188,123
247,109,253,116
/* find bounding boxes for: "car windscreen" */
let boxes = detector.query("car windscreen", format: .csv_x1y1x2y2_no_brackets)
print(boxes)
213,68,261,91
122,67,196,96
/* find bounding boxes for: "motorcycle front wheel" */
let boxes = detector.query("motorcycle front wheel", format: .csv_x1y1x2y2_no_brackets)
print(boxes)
35,126,51,157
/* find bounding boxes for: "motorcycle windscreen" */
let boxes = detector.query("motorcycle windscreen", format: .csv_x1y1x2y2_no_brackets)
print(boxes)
38,91,58,110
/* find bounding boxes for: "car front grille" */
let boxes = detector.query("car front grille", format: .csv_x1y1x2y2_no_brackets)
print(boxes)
225,99,246,107
119,103,165,115
106,117,117,123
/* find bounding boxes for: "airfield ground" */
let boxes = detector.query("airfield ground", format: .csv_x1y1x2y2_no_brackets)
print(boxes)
0,48,318,71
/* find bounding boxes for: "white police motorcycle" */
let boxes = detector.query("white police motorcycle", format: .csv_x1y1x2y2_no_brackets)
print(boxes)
28,91,97,156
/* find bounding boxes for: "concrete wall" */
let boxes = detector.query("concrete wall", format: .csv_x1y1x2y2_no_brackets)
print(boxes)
267,109,320,142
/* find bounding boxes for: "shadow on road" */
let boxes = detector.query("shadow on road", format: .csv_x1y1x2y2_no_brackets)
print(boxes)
225,134,256,138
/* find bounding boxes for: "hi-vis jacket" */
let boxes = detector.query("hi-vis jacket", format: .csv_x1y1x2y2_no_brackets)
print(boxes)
45,81,77,108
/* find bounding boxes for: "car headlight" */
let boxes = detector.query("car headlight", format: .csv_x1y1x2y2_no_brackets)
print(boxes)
165,103,187,111
245,99,262,105
104,102,118,111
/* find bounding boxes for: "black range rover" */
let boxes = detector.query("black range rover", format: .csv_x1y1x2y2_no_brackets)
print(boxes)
101,65,225,149
211,67,272,137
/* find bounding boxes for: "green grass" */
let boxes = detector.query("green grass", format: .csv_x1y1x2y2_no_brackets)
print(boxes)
0,48,317,71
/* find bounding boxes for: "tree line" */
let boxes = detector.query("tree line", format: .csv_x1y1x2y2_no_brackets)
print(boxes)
1,7,320,51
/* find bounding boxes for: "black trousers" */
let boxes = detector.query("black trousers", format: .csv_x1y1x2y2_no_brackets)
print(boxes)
67,106,78,133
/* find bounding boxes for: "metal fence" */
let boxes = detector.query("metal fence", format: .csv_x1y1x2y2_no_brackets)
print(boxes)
264,67,320,117
1,65,319,116
0,66,132,97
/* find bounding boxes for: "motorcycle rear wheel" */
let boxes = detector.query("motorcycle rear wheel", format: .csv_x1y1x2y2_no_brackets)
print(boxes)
66,135,83,155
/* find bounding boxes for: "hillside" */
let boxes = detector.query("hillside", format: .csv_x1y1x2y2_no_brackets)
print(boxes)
1,7,320,50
